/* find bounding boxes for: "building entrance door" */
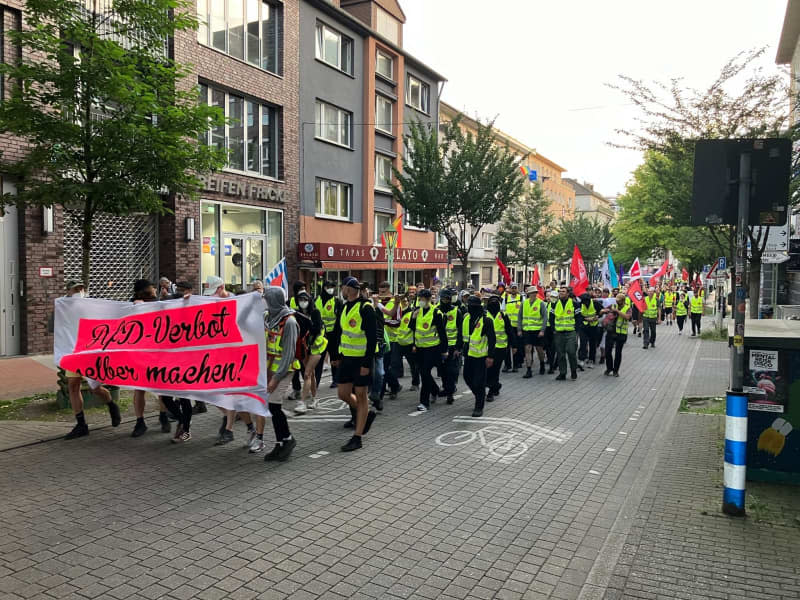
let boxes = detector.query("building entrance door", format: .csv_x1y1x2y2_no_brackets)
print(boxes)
0,189,20,356
222,235,264,293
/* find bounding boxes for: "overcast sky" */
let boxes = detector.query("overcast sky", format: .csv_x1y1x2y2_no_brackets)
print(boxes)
402,0,789,198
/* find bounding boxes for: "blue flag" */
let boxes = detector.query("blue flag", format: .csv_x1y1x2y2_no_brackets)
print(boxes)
608,253,619,288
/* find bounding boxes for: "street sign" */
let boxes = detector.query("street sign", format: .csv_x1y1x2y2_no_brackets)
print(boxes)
718,257,727,271
761,251,790,264
758,222,791,252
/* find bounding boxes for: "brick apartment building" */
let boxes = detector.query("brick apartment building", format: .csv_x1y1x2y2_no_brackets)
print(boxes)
0,0,444,357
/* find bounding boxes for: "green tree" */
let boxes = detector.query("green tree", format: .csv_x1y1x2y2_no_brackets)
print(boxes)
495,183,553,278
610,48,790,316
0,0,226,285
393,116,525,284
553,214,615,277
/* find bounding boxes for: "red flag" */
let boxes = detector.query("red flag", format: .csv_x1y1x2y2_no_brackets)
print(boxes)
681,267,689,282
629,257,642,280
532,265,545,300
627,278,647,313
649,259,669,286
569,245,589,295
496,256,511,284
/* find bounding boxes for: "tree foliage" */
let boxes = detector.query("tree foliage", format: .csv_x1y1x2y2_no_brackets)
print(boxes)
495,183,553,274
610,48,791,315
0,0,226,285
553,214,614,267
393,116,525,282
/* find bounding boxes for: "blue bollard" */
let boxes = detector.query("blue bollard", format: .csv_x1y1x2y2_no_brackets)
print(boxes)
722,391,747,516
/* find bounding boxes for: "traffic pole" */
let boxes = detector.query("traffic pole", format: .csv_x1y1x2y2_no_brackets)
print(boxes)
724,151,750,517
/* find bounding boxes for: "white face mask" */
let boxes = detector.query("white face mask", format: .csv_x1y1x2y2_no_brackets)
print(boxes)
78,290,87,298
325,288,334,295
418,300,429,309
298,300,309,310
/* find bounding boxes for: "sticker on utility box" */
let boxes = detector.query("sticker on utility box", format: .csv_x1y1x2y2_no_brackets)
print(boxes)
749,350,778,371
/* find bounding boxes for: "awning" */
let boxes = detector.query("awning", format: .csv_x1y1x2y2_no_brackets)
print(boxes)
301,261,448,271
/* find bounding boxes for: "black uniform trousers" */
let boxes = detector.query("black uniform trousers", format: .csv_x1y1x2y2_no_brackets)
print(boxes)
463,356,487,411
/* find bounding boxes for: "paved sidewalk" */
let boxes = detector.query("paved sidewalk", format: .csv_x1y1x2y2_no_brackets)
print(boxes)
0,354,58,401
0,322,732,600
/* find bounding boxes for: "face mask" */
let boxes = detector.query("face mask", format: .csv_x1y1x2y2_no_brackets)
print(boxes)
78,290,87,298
418,300,429,309
468,305,483,317
299,300,309,310
325,288,334,295
440,298,450,305
488,303,500,315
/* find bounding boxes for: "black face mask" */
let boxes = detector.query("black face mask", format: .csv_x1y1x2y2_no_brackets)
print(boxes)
468,305,483,317
487,303,500,315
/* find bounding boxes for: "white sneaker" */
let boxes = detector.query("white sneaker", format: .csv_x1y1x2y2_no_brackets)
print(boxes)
416,404,428,412
586,362,594,369
287,389,300,401
249,437,265,453
294,400,308,415
308,397,318,410
243,429,256,448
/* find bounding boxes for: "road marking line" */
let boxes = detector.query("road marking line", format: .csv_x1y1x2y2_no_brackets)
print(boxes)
589,470,601,475
408,411,424,417
619,431,627,435
452,416,571,442
606,448,616,452
629,418,638,421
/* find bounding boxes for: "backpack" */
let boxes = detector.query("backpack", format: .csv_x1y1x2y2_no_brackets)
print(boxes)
268,311,312,362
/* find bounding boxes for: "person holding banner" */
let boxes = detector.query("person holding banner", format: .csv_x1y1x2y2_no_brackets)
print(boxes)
329,277,378,452
62,281,122,440
261,287,299,461
642,287,659,350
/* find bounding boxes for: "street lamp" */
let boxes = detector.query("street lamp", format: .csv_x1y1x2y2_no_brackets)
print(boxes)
384,221,399,294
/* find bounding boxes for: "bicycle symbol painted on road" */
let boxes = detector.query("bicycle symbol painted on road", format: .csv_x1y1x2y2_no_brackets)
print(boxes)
436,416,572,462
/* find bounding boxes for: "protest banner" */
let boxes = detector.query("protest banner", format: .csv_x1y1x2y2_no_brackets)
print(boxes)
54,293,270,416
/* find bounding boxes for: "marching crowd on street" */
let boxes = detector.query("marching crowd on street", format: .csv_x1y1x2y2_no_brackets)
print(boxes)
61,274,709,459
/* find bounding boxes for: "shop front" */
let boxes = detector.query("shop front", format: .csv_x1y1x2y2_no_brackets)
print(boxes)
297,243,448,293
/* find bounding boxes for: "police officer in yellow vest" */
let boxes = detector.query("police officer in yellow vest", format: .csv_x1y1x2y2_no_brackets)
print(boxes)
642,286,659,349
503,282,523,372
462,295,496,418
438,288,462,404
409,289,448,412
518,286,548,378
329,277,378,452
486,295,513,402
553,286,579,380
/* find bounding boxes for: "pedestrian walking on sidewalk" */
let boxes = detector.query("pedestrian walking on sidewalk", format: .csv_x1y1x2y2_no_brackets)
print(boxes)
409,288,448,412
553,287,579,381
604,294,632,377
642,286,659,349
690,292,703,336
486,295,512,402
675,292,689,334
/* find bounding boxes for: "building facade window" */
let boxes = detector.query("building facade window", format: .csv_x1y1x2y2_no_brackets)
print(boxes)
436,232,448,248
198,0,281,74
404,212,425,231
315,100,351,147
201,201,283,293
315,178,351,220
481,232,494,249
199,83,280,179
376,50,393,80
315,22,353,75
375,6,398,44
374,213,392,244
406,75,430,113
375,154,392,191
376,95,392,134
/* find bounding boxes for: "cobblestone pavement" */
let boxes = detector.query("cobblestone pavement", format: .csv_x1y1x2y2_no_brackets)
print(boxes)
1,321,735,600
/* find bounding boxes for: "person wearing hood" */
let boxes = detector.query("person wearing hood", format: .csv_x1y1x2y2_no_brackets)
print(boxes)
462,295,496,418
502,282,523,372
577,291,602,368
292,290,326,418
486,295,513,402
329,277,378,452
409,288,448,412
314,280,342,388
437,288,462,404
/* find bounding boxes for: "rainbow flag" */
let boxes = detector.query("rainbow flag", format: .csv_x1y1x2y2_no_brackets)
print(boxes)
520,165,530,177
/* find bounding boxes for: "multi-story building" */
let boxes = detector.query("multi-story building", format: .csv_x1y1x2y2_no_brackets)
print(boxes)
295,0,447,292
0,0,300,356
439,102,575,288
563,179,616,224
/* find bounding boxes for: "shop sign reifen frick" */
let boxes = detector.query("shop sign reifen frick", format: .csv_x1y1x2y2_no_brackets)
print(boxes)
298,243,447,264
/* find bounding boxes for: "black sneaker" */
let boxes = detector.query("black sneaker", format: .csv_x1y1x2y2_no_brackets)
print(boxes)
159,413,171,433
192,401,207,414
214,430,234,445
65,423,89,440
471,409,483,417
604,370,612,376
343,419,354,429
555,374,567,381
363,410,377,435
446,395,454,405
131,420,147,438
108,402,121,427
539,364,546,375
613,371,620,377
277,437,296,461
389,384,402,400
264,443,282,461
571,372,578,380
218,416,227,436
547,368,556,374
341,435,362,452
511,367,519,373
501,367,510,373
523,368,532,379
651,344,655,348
372,396,384,412
486,394,495,403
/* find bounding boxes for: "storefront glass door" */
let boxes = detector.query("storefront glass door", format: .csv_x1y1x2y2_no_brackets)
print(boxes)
222,235,264,293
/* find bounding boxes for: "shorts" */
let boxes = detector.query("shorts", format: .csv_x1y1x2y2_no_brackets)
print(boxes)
336,356,372,387
663,307,672,315
523,331,545,346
